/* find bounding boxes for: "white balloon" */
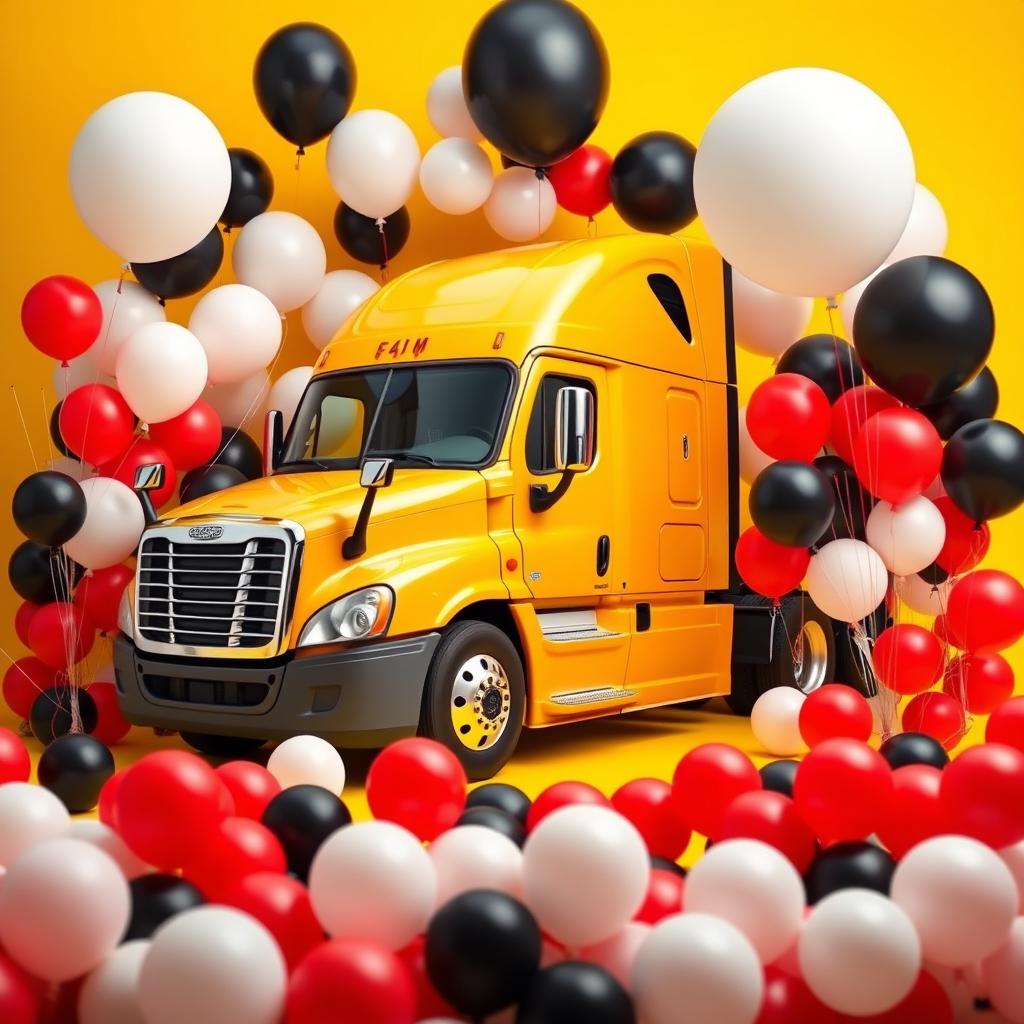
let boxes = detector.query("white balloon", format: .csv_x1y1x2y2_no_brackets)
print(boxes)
523,804,649,949
70,92,230,263
266,735,346,794
233,212,326,313
79,940,150,1024
54,350,114,398
866,496,947,576
91,280,166,376
420,138,494,215
69,820,150,879
0,783,70,868
302,270,380,350
327,109,421,220
204,370,269,428
138,907,285,1024
0,838,130,982
731,269,814,357
633,913,764,1024
899,571,954,617
64,476,145,569
800,889,921,1015
308,821,436,950
839,264,885,338
983,917,1024,1024
115,321,208,424
892,836,1018,967
484,167,557,242
806,539,889,623
1000,842,1024,914
887,183,948,264
750,688,807,756
579,922,651,989
427,66,481,140
429,825,524,907
694,68,915,297
47,456,94,481
189,284,282,384
268,366,313,431
737,404,775,485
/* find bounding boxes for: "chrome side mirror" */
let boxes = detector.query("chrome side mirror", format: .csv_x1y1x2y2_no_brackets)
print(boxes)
359,457,395,489
554,386,595,473
264,409,284,476
133,463,166,525
343,458,395,560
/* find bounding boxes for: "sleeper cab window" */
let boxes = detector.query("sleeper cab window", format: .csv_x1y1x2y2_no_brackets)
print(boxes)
525,373,597,475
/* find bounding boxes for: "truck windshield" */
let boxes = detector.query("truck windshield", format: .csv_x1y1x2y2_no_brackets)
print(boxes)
278,362,514,471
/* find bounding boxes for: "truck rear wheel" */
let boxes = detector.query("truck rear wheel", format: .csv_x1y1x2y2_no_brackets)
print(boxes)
419,621,526,782
180,732,267,758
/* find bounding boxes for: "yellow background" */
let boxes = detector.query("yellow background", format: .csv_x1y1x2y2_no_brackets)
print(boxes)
1,0,1022,810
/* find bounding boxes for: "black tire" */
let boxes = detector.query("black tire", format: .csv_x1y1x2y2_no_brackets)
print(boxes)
180,732,267,758
419,621,526,781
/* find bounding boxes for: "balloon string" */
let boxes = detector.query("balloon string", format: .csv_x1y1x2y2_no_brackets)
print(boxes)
294,150,304,204
11,385,38,471
376,218,390,282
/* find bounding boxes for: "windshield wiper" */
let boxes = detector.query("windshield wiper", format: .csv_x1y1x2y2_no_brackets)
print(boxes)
365,450,438,467
277,457,335,472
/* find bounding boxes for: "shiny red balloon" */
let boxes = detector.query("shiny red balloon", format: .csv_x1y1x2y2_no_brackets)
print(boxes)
987,696,1024,753
716,789,818,872
365,738,467,841
798,684,873,747
546,144,613,218
3,657,61,718
27,601,95,669
74,564,133,633
836,970,952,1024
87,681,132,745
747,374,831,462
611,777,691,860
941,742,1024,848
21,275,102,363
945,570,1024,653
758,967,840,1024
216,761,281,820
59,383,136,465
0,950,41,1024
871,625,945,696
829,385,898,466
99,438,176,508
902,692,966,751
185,816,287,900
14,600,38,646
852,407,943,505
98,768,127,828
943,652,1014,714
396,936,463,1022
0,726,30,784
934,496,990,575
876,764,947,859
672,743,761,837
526,780,610,832
148,399,222,472
734,526,810,600
636,867,684,924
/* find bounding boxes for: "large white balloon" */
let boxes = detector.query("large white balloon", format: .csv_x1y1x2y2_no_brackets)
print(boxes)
327,110,421,220
633,913,764,1024
737,404,775,485
0,783,70,868
731,269,814,357
899,572,954,617
233,212,326,313
420,138,494,215
750,688,807,757
189,284,282,385
91,280,166,376
70,92,230,263
886,183,948,264
268,365,313,431
983,917,1024,1024
427,66,481,140
694,68,915,297
115,321,208,424
266,735,346,794
68,820,150,879
302,270,379,350
64,477,145,570
79,940,150,1024
806,539,889,623
484,167,557,242
204,370,269,428
866,496,946,577
429,825,524,907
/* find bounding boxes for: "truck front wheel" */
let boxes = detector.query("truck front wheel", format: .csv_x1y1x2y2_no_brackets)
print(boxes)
419,621,526,781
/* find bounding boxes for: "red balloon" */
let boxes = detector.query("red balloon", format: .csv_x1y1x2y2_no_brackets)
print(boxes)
98,767,127,828
876,765,947,859
871,625,944,696
21,275,102,363
798,684,873,747
793,738,893,843
943,653,1014,715
14,601,39,647
934,496,990,575
526,780,610,832
59,383,136,465
636,867,684,924
396,936,463,1022
114,750,231,869
734,526,810,600
945,570,1024,653
902,692,966,751
672,743,761,837
716,790,818,872
829,385,898,466
0,950,41,1024
365,738,467,841
184,816,287,901
611,778,691,860
148,399,222,472
837,970,952,1024
3,657,61,718
216,761,281,820
546,144,613,218
0,726,30,784
99,438,176,508
87,681,132,745
747,374,831,462
74,564,133,633
932,613,953,648
941,742,1024,848
852,407,943,505
287,939,416,1024
987,696,1024,753
27,601,95,669
758,967,840,1024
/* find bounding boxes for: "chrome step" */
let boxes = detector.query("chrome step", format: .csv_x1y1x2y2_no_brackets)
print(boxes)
545,626,623,642
538,609,623,643
549,687,637,706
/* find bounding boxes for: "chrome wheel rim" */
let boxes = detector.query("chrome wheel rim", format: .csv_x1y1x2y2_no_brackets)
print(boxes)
793,620,829,694
450,654,511,751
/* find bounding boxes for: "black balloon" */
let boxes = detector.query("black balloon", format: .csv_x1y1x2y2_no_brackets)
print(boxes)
37,733,114,813
334,202,410,267
804,841,895,903
29,687,98,746
456,805,526,847
466,782,532,826
463,0,608,168
50,402,73,457
813,455,872,542
940,418,1024,523
879,732,950,771
12,471,86,547
213,428,263,480
221,148,274,230
132,227,224,301
776,334,864,404
426,890,542,1018
760,759,800,797
254,23,356,151
517,961,634,1024
749,461,836,548
920,367,999,440
853,256,995,405
918,561,950,586
261,784,352,881
609,132,697,234
9,541,78,603
180,465,247,505
125,874,205,941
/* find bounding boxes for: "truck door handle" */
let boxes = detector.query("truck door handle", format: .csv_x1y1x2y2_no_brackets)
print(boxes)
597,535,610,577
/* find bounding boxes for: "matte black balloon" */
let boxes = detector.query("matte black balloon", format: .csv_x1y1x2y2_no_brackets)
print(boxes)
759,759,800,797
918,561,950,586
463,0,608,168
879,732,950,771
853,256,995,405
261,784,352,881
940,418,1024,523
254,23,356,151
650,855,687,877
466,782,532,826
37,733,114,813
8,541,78,603
776,334,864,404
609,131,697,234
125,874,205,941
179,465,247,505
50,401,73,457
813,455,872,542
29,686,98,746
426,890,542,1017
749,461,836,548
517,961,634,1024
221,148,274,230
334,202,410,267
804,841,895,903
12,471,87,547
456,805,526,847
213,428,263,481
919,367,999,440
131,227,224,301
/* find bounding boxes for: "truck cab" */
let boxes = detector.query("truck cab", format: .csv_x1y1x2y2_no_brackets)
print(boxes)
114,234,835,778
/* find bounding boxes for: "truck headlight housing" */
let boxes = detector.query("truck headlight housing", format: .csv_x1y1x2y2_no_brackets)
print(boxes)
298,586,394,648
118,590,133,636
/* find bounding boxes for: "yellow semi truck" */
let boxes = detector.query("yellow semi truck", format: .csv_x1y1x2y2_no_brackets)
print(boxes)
114,234,836,778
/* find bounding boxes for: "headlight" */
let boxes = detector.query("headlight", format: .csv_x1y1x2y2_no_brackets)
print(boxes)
298,586,394,648
117,590,133,636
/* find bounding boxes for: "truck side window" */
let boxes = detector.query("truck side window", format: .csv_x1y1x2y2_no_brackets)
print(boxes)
526,374,597,475
648,273,693,343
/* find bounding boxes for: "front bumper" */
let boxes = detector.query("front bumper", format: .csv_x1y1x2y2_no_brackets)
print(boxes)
113,632,440,747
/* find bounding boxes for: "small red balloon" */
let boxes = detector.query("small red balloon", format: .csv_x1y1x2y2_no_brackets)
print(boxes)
14,601,39,647
396,936,463,1022
87,681,132,745
716,789,818,872
183,815,287,901
734,526,810,600
876,764,947,859
0,950,41,1024
3,657,61,718
987,696,1024,753
99,438,176,508
829,385,898,466
148,399,222,472
0,726,31,784
945,570,1024,653
672,743,761,838
21,275,102,363
901,692,966,751
546,144,613,218
934,496,990,575
636,867,684,923
74,564,133,633
611,778,691,860
27,601,95,670
747,374,831,462
98,768,127,828
216,761,281,820
943,652,1014,715
526,780,610,832
852,407,943,506
758,966,840,1024
59,383,136,465
798,684,873,747
941,742,1024,848
871,625,945,696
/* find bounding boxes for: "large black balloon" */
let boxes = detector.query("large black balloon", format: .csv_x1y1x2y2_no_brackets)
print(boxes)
180,465,247,505
8,541,78,603
29,687,98,746
465,782,532,826
940,418,1024,523
776,334,864,404
804,841,896,903
221,148,274,230
254,23,356,151
814,455,872,542
50,402,73,457
879,732,950,771
261,784,352,881
125,875,205,941
918,561,950,586
37,733,114,813
213,428,263,481
760,759,800,797
456,805,526,847
749,461,836,548
517,961,634,1024
131,227,224,301
12,471,86,547
334,202,410,267
426,890,542,1018
919,367,999,440
609,132,697,234
853,256,995,405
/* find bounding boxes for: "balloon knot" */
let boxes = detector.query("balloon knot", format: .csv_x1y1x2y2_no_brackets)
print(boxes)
222,224,232,235
60,360,69,369
534,167,546,180
296,146,305,157
158,297,166,307
375,217,386,231
825,295,839,310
